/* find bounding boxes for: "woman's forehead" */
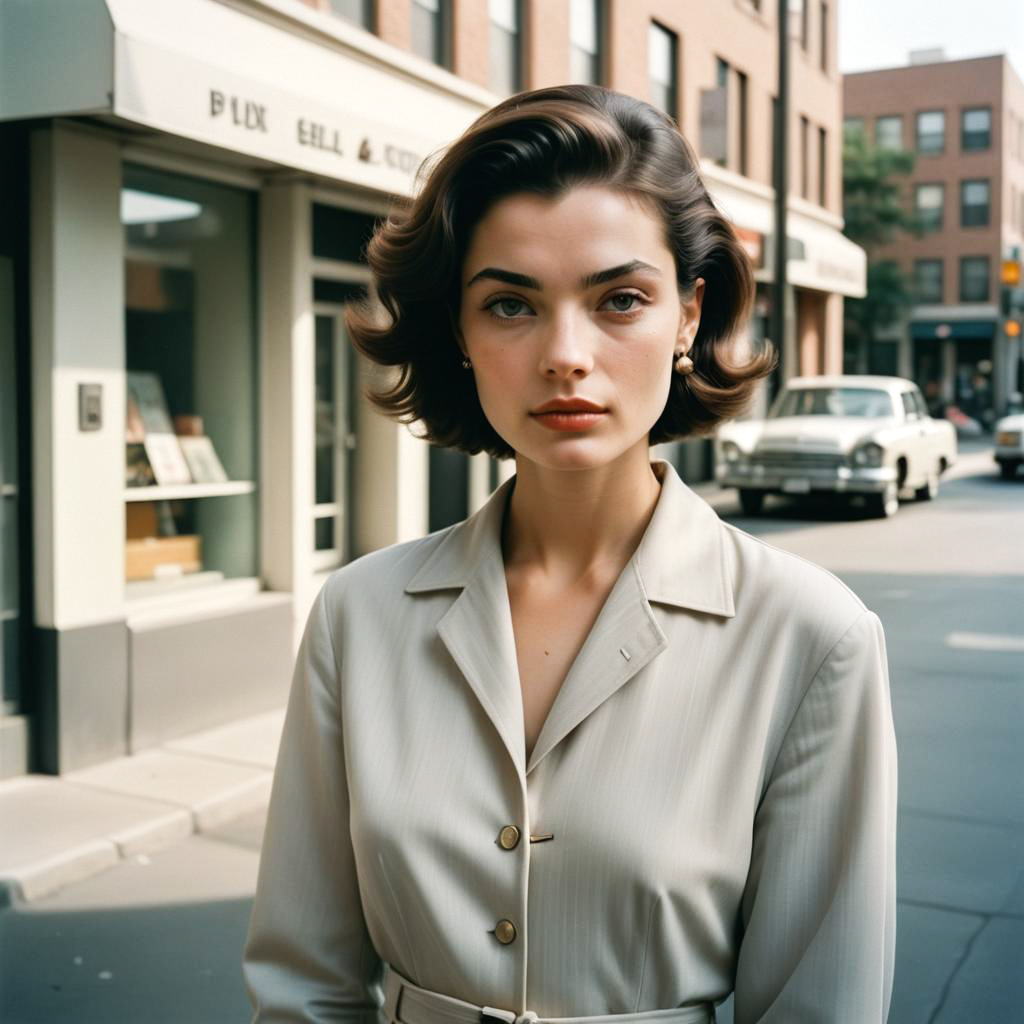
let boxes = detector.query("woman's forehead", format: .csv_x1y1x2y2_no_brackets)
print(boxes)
462,186,671,283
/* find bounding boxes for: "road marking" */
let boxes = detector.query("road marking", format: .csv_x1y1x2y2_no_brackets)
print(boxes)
945,632,1024,653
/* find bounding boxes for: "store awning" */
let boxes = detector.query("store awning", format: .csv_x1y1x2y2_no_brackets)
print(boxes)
911,319,996,341
0,0,491,196
701,164,866,299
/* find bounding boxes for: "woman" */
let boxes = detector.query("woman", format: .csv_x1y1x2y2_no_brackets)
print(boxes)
243,85,897,1023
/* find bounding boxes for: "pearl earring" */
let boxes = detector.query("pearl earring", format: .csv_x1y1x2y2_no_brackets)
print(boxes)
674,351,694,375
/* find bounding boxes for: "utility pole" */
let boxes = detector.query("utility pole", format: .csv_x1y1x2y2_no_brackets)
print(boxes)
770,0,790,397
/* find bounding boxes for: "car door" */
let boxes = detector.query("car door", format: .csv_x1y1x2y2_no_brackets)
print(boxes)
899,390,928,485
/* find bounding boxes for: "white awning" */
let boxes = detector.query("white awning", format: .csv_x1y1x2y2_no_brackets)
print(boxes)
0,0,492,196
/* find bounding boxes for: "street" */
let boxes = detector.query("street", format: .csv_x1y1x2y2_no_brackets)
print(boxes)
2,442,1022,1024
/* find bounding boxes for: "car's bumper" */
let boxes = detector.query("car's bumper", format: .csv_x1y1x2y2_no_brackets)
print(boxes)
715,462,898,495
994,448,1023,462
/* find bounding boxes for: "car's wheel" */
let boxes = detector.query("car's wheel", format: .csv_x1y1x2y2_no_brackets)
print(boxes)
865,481,899,519
738,489,765,515
999,460,1020,480
914,466,940,501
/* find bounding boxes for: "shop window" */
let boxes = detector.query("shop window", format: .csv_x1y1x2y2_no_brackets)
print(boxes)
312,203,380,263
122,165,257,593
914,183,944,232
648,22,678,119
329,0,374,28
875,115,902,152
913,259,943,303
411,0,451,68
961,107,991,151
313,285,366,570
489,0,522,95
960,179,990,227
569,0,603,85
916,110,945,154
959,257,989,302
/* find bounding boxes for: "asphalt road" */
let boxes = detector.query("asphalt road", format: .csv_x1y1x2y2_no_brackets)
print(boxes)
2,442,1021,1024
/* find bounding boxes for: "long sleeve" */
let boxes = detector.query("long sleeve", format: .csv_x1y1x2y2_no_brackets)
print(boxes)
243,581,382,1023
733,609,898,1023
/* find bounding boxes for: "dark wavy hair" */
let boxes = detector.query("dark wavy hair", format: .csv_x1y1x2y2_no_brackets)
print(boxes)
345,84,776,458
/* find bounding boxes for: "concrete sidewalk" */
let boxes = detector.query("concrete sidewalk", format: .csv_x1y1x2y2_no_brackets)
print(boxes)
0,710,285,904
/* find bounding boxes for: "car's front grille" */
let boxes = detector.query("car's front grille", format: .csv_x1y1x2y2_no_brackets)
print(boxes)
752,450,846,470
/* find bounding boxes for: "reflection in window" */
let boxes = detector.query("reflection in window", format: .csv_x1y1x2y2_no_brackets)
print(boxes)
411,0,450,68
774,387,896,418
915,183,944,231
648,22,677,118
959,257,989,302
961,107,991,151
875,115,902,151
916,110,945,154
570,0,602,85
489,0,521,95
960,179,990,227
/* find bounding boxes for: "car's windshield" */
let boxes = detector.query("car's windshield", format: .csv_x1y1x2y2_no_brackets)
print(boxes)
773,387,896,418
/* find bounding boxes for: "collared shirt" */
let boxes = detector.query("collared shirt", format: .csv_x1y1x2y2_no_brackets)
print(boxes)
244,458,897,1022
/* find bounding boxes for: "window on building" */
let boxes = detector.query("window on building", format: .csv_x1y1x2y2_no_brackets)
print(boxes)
488,0,521,94
800,115,810,198
820,2,828,71
411,0,450,68
569,0,603,85
648,22,678,119
738,70,749,176
795,0,808,50
328,0,373,27
876,115,902,152
959,256,990,301
844,116,864,142
818,125,827,205
916,110,945,154
913,259,943,303
961,107,992,151
960,179,990,227
914,183,944,231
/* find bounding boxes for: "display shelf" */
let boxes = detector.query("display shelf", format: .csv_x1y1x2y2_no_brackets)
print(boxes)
124,480,256,502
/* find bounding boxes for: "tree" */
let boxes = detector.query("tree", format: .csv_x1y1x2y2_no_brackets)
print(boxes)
841,132,920,374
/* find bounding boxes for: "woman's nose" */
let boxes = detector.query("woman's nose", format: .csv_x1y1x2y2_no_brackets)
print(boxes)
538,310,595,378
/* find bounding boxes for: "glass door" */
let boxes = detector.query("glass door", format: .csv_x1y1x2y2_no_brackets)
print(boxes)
0,253,20,716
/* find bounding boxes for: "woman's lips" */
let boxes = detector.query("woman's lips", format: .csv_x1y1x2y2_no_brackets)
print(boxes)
530,410,607,431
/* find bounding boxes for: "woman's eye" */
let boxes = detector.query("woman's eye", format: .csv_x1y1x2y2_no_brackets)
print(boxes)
487,297,532,320
602,292,645,314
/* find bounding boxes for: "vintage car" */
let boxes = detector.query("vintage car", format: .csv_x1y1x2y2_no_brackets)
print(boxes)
994,413,1024,478
715,374,958,518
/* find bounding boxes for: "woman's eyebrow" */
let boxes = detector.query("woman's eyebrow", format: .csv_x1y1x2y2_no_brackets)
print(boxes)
465,259,661,291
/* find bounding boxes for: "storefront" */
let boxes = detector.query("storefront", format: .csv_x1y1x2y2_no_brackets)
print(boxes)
910,318,998,424
0,0,497,773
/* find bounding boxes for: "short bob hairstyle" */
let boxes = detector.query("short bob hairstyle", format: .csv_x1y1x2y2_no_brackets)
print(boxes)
345,84,775,459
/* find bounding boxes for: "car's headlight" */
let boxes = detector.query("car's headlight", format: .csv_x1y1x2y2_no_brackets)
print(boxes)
721,441,744,463
851,441,884,468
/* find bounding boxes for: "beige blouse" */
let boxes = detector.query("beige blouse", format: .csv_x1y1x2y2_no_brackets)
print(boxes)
244,458,898,1022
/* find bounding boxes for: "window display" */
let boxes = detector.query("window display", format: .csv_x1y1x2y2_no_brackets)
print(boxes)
122,164,258,591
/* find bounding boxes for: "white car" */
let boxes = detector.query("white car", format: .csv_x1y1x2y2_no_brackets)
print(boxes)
715,374,958,518
994,413,1024,479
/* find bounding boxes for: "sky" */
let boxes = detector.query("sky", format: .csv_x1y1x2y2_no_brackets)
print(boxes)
838,0,1024,79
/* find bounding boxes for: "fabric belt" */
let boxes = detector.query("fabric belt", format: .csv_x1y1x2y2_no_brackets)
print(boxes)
380,963,715,1024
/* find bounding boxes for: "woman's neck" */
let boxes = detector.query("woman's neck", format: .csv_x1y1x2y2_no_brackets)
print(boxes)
501,444,663,588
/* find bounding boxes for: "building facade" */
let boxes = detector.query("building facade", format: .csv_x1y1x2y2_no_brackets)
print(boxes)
844,53,1024,424
0,0,861,778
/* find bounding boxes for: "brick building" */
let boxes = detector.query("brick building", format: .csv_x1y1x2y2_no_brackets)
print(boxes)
0,0,860,778
844,52,1024,423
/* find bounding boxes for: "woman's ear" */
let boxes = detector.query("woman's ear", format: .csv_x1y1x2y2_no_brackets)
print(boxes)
448,306,468,356
677,277,705,349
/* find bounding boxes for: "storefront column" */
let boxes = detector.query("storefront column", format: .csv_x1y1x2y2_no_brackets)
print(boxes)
260,180,315,625
30,124,128,772
823,292,844,374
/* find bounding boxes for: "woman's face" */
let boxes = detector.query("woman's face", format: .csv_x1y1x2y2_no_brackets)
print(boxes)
458,185,703,473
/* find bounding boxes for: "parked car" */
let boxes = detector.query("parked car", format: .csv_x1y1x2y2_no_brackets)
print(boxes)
715,375,958,518
994,413,1024,479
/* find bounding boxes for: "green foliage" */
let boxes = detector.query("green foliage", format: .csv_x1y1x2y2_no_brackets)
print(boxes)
842,133,920,363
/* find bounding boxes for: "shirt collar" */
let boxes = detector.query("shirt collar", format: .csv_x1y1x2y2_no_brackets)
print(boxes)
405,458,736,618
